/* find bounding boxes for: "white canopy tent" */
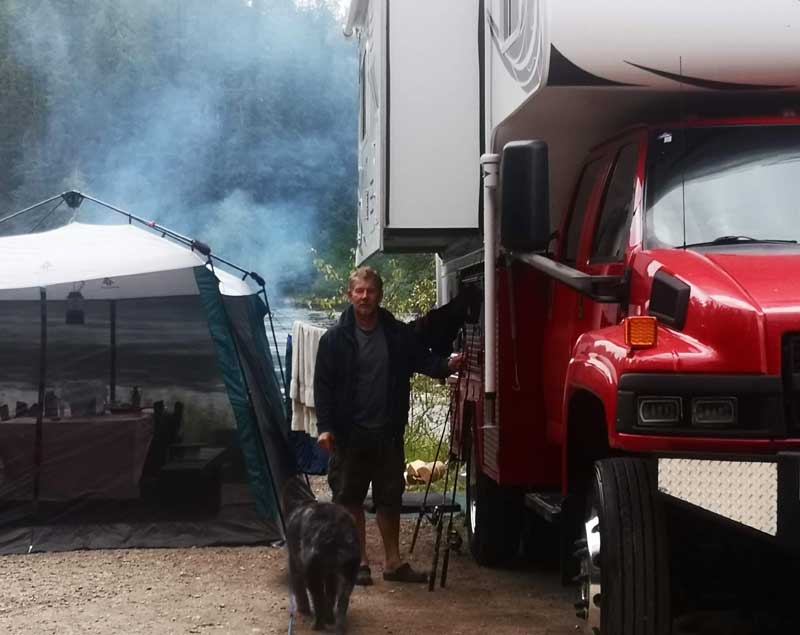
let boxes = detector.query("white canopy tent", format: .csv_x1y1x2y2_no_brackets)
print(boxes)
0,222,254,300
0,210,302,554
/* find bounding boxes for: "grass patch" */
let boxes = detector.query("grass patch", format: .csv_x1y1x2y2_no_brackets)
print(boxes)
404,375,465,495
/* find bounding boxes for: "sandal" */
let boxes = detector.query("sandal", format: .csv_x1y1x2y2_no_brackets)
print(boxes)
382,562,428,583
356,564,374,586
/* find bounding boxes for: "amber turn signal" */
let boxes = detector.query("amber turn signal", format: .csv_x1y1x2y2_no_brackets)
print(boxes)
624,316,658,349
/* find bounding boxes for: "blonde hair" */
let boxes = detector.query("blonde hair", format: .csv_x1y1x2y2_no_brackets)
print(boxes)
348,266,383,293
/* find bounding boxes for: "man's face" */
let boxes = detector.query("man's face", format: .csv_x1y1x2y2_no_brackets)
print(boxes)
347,277,382,320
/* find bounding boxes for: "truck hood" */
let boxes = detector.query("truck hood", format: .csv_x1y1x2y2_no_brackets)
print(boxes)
641,248,800,374
702,252,800,311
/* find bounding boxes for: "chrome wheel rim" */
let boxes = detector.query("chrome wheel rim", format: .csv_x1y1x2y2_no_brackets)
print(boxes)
576,510,602,634
468,449,477,535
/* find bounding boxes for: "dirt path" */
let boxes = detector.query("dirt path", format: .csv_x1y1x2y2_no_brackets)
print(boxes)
0,515,577,635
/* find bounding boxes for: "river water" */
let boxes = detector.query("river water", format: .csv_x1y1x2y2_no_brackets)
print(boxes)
262,301,334,381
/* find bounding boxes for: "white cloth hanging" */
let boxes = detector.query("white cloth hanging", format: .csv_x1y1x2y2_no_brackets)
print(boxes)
289,321,326,437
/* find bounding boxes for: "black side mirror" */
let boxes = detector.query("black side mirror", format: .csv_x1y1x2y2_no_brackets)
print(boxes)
499,140,550,252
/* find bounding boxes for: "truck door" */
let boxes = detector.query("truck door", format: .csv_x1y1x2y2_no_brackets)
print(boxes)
542,156,610,442
582,137,644,330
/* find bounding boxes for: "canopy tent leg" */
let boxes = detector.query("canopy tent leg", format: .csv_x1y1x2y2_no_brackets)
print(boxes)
34,288,47,505
109,300,117,404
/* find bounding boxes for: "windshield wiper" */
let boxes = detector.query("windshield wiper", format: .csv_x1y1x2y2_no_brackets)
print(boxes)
682,235,798,249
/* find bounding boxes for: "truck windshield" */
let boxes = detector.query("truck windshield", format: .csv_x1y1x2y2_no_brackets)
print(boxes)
645,125,800,250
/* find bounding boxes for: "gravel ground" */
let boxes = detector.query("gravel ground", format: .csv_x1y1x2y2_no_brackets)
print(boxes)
1,472,793,635
0,522,576,635
0,477,577,635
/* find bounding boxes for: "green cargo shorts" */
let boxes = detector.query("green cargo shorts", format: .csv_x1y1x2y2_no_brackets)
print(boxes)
327,426,405,511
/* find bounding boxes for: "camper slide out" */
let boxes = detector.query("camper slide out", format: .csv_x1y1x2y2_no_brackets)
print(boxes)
345,1,800,633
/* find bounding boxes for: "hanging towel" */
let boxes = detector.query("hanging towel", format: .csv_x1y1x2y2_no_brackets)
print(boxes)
289,321,326,437
284,334,328,475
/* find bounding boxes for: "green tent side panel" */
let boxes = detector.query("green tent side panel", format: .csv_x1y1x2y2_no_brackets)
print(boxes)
220,288,301,514
194,267,278,520
232,292,299,486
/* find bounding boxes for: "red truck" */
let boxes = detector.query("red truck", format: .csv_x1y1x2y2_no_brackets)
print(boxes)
344,1,800,632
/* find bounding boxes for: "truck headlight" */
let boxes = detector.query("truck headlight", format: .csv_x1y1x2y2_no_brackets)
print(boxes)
691,397,737,428
637,397,682,427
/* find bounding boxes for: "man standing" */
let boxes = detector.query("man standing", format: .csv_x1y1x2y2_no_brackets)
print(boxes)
314,266,462,585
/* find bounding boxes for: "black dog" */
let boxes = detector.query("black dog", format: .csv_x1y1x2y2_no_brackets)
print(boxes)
282,477,361,633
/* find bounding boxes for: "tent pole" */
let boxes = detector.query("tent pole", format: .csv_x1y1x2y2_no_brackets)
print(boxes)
5,191,270,289
110,300,117,404
78,193,256,282
260,286,288,399
0,193,64,226
34,288,47,504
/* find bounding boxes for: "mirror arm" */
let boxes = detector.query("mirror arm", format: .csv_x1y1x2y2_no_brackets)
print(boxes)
545,230,559,259
507,252,629,303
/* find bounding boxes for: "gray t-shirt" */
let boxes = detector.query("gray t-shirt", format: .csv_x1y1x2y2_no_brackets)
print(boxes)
352,323,389,429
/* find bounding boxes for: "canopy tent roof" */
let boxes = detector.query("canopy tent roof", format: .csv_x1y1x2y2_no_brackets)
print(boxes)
0,222,255,300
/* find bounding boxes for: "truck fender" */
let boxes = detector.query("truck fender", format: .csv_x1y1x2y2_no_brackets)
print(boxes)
561,348,620,495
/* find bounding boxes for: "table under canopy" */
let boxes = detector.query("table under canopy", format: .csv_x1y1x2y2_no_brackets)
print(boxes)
0,413,153,501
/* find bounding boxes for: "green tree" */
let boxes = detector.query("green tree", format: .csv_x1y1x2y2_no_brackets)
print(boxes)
309,250,436,320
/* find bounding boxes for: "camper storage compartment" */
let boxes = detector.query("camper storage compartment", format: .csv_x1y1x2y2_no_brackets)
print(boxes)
353,0,482,263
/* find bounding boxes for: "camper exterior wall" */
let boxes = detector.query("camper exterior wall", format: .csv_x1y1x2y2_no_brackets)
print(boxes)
546,0,800,89
484,0,547,131
388,1,480,231
351,0,481,263
354,0,384,263
486,0,800,132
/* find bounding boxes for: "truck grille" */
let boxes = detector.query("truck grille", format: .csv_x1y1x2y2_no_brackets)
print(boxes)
789,336,800,373
782,334,800,432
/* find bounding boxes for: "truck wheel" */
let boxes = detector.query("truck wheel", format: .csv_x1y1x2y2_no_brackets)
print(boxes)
465,440,522,566
575,458,670,635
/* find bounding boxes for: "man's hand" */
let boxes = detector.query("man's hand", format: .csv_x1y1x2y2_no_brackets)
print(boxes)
317,431,335,454
447,353,465,374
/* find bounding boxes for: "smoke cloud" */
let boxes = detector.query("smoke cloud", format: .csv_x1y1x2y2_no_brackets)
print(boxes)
1,0,357,292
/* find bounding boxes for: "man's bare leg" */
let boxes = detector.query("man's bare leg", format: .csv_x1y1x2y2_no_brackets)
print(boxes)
376,508,427,582
376,508,402,571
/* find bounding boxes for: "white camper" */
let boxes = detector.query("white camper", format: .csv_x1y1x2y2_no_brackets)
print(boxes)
346,0,800,263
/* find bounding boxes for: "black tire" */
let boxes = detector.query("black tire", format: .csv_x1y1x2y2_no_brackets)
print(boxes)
465,438,522,566
578,458,670,635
